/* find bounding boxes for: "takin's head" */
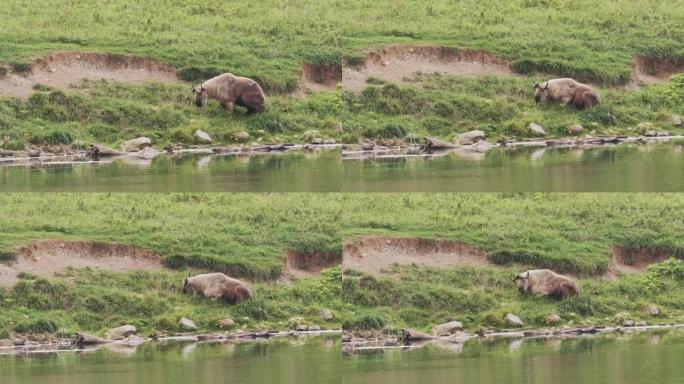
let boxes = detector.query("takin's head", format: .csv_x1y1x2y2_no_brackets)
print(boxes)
533,82,550,103
192,86,208,107
512,271,531,293
234,285,253,303
182,276,194,294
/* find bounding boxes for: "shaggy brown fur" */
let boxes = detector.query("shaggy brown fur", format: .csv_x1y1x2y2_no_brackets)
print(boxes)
193,73,266,113
513,269,579,299
183,272,253,304
534,78,601,109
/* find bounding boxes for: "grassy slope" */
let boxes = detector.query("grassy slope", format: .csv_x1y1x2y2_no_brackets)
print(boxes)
1,194,683,336
1,1,684,148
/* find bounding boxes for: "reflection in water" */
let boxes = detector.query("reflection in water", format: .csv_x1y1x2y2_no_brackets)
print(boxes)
2,141,684,191
0,336,341,384
343,330,684,384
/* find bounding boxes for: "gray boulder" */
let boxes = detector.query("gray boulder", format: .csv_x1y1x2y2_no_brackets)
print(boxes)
122,137,152,152
457,130,485,144
106,325,137,340
506,313,524,327
194,129,213,143
433,321,464,336
528,123,546,136
179,317,197,331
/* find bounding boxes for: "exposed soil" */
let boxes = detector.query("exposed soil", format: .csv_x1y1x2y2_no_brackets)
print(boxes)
632,56,684,85
0,51,179,99
295,62,342,96
343,45,513,92
342,236,490,275
282,249,342,279
609,245,673,275
0,239,163,287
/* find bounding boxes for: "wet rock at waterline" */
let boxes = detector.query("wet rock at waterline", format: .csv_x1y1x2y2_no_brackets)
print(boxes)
180,317,198,331
194,129,213,143
122,137,152,152
433,321,464,336
323,139,337,145
506,313,524,327
361,141,375,150
106,325,137,340
528,123,546,136
0,149,16,157
233,131,251,142
457,130,486,144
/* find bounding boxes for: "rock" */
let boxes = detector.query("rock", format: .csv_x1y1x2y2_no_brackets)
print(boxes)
122,137,152,152
506,313,524,327
432,321,464,337
623,320,635,327
74,333,107,346
319,309,334,321
667,115,682,126
308,325,321,331
295,324,309,332
12,338,26,346
27,149,41,157
179,317,197,331
567,124,584,134
137,146,161,159
310,137,324,145
361,142,375,151
636,321,647,327
341,333,352,343
89,144,124,157
233,131,251,142
647,305,660,316
528,123,546,136
106,325,137,340
302,130,321,142
457,130,486,144
323,139,337,145
218,319,235,329
423,136,457,149
0,149,15,157
194,129,213,143
545,315,562,325
657,131,671,137
401,329,435,342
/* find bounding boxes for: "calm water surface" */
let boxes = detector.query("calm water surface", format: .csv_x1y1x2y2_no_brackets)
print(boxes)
343,330,684,384
1,141,684,191
0,336,341,384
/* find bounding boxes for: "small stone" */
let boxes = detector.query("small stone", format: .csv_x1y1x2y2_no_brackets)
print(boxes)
233,131,251,142
122,137,152,152
545,314,562,325
179,317,197,331
194,129,213,143
432,321,464,337
319,309,334,321
457,130,486,145
323,139,336,144
567,124,584,134
506,313,524,327
106,325,137,340
218,319,235,329
647,305,660,316
528,123,546,136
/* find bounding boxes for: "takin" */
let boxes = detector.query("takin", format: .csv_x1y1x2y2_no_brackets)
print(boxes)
533,78,601,109
183,272,253,304
193,73,266,113
513,269,579,299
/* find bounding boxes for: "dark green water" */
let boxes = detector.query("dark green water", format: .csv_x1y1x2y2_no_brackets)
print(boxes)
0,336,341,384
1,141,684,191
343,330,684,384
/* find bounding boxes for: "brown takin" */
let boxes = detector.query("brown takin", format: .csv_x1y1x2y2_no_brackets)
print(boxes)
513,269,579,299
533,78,601,109
193,73,266,113
183,273,253,304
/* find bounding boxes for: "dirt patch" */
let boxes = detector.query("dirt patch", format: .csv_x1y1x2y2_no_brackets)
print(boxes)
609,245,672,275
0,51,179,99
632,56,684,85
0,240,163,287
295,63,342,96
282,249,341,279
343,45,513,92
342,236,490,275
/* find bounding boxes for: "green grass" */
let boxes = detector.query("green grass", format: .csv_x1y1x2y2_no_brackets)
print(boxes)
342,259,684,332
1,1,684,148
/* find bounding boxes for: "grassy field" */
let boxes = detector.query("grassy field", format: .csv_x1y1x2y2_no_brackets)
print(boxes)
1,1,683,148
1,194,683,337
